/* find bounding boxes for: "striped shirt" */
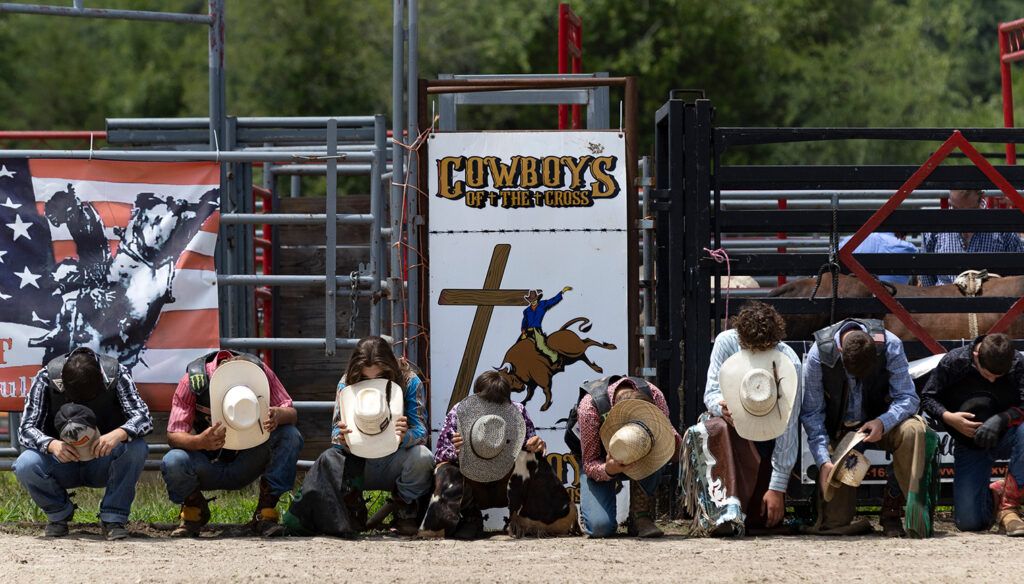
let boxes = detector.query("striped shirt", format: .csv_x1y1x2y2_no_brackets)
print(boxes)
19,364,153,453
167,351,293,434
920,230,1024,286
703,329,803,493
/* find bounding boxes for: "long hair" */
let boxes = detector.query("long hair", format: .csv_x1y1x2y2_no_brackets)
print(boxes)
344,336,413,386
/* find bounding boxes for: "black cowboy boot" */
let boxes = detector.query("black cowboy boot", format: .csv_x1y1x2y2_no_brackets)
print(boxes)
391,491,420,536
627,481,663,538
171,490,212,537
880,484,906,538
249,478,286,537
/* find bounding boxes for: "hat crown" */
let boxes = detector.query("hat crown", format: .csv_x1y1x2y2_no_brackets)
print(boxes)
470,414,509,460
353,387,391,435
836,451,870,487
223,385,261,430
739,368,778,417
607,422,654,465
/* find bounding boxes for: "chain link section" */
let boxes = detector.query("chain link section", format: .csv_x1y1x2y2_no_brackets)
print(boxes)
347,264,362,339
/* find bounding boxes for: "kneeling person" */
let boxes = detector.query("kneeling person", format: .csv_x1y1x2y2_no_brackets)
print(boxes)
682,301,801,536
162,351,303,537
921,333,1024,535
578,376,680,538
14,347,152,540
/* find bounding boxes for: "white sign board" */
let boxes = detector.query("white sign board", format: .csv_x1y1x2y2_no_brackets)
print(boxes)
428,131,631,512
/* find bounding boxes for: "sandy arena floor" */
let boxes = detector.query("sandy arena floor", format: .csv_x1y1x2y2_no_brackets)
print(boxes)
0,521,1021,583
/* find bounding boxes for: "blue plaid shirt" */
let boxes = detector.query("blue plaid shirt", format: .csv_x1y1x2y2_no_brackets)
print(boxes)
799,322,919,467
920,230,1024,286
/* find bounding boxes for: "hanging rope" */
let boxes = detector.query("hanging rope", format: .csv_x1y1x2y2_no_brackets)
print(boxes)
810,193,841,323
703,247,732,323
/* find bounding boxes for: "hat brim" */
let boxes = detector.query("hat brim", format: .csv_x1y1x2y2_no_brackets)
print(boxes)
719,349,799,442
210,360,272,451
599,399,675,481
62,425,98,462
823,430,869,502
339,378,404,459
457,395,527,483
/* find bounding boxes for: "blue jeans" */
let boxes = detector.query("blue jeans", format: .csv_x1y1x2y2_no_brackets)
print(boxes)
361,445,435,503
161,424,303,503
579,471,660,538
13,438,148,524
953,423,1024,531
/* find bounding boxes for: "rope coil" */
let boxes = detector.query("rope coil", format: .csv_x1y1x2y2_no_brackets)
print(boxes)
703,247,732,323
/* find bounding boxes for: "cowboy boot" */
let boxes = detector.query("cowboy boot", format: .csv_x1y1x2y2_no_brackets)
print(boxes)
879,484,906,538
171,491,211,537
390,490,421,536
626,481,663,538
249,478,286,537
995,475,1024,536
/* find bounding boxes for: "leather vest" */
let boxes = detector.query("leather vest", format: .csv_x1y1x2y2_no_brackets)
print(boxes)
42,349,125,436
186,350,262,435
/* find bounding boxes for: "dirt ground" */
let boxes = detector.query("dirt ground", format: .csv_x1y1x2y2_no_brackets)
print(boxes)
0,520,1021,583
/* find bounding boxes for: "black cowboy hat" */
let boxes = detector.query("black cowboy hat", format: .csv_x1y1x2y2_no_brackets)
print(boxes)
523,289,543,302
942,393,1001,447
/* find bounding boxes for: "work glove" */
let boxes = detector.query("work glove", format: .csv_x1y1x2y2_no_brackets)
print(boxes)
975,413,1011,449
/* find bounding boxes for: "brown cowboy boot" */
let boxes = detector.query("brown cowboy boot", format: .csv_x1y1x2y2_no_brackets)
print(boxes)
995,475,1024,536
391,492,421,537
171,491,211,537
879,485,906,538
626,481,663,538
249,478,285,537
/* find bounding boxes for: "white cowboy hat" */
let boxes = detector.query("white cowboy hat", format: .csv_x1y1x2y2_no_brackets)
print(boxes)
457,394,527,482
823,430,871,502
209,359,271,451
719,348,798,441
338,378,404,459
600,399,675,481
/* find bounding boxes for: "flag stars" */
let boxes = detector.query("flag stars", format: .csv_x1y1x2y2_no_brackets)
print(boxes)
0,249,6,264
0,197,21,210
5,214,32,241
0,165,15,179
14,266,41,289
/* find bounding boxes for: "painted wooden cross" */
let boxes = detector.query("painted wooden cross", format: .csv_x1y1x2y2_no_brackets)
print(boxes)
438,243,529,410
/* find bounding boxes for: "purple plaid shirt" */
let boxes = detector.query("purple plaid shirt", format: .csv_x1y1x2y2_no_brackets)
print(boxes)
920,230,1024,286
434,401,536,464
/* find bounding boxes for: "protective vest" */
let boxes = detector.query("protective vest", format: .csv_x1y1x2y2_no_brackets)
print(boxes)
813,319,892,440
564,376,653,459
185,350,262,435
42,348,125,437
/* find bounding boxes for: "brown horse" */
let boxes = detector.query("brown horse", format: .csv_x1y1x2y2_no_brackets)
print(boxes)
766,274,1024,341
496,317,617,411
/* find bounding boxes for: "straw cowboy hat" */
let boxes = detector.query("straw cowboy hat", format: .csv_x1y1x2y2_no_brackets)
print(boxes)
719,348,799,441
338,378,404,459
54,403,100,462
209,359,272,451
600,399,675,481
458,394,527,483
823,430,871,502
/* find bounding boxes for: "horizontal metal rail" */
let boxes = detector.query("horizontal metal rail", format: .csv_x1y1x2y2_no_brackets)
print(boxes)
717,127,1024,147
718,164,1024,190
271,164,374,175
220,338,360,350
106,116,380,129
0,2,212,24
716,296,1024,314
718,209,1024,232
714,252,1024,275
720,189,956,200
0,149,358,163
217,274,381,287
220,213,374,225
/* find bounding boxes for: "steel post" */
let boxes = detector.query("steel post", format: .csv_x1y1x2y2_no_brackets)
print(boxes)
371,115,387,337
391,0,407,345
325,119,338,357
406,0,420,360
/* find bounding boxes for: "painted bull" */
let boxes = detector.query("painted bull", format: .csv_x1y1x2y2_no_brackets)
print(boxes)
497,317,617,411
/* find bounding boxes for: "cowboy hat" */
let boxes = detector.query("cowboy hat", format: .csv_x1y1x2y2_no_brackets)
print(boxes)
719,349,799,441
523,289,543,303
54,403,100,462
209,359,271,451
600,398,675,481
338,378,404,459
457,394,527,482
823,430,870,502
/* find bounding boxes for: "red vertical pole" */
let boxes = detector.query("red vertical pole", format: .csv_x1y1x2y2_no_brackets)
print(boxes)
1001,24,1017,165
777,197,787,286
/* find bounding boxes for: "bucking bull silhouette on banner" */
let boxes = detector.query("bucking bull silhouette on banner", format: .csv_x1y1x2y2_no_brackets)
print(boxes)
496,286,616,411
29,184,219,366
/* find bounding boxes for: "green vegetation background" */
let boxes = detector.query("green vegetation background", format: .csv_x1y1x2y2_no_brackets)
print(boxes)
2,0,1024,163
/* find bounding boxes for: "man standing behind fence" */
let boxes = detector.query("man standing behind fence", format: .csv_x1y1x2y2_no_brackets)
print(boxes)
920,189,1024,286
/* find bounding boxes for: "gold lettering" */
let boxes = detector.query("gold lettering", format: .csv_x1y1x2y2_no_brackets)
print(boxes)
464,156,487,189
541,156,564,188
589,156,620,199
561,155,591,190
485,156,519,188
436,157,465,200
517,156,540,188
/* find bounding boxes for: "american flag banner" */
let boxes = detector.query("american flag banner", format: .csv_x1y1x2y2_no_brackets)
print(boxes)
0,159,221,411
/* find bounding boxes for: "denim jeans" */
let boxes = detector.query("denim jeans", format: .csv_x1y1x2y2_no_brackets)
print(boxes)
360,445,435,503
579,470,661,538
161,424,303,503
952,422,1024,532
13,437,148,524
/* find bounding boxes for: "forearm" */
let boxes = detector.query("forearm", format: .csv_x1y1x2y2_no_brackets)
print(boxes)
167,431,204,451
274,406,298,426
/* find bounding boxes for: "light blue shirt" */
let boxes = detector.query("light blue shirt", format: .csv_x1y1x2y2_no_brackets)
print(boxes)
799,323,919,467
838,232,917,285
704,329,803,492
